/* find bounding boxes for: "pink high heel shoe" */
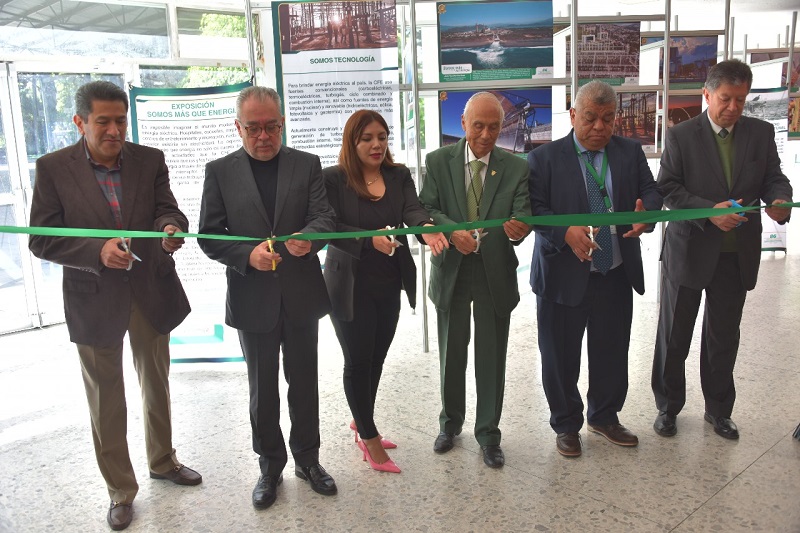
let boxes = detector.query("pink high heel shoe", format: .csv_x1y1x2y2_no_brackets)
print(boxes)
357,440,401,474
349,421,397,449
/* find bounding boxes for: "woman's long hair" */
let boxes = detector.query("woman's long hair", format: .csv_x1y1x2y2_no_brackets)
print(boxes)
338,109,399,200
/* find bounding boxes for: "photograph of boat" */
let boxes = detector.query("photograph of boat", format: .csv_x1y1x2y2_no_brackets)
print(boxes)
437,0,553,81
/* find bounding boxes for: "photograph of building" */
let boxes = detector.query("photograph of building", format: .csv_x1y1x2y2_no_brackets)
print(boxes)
566,22,640,84
614,91,656,151
663,36,717,86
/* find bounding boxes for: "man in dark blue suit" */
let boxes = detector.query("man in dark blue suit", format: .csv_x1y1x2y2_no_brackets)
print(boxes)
528,81,663,457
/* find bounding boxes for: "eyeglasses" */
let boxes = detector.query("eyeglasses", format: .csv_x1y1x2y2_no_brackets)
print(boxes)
239,121,283,138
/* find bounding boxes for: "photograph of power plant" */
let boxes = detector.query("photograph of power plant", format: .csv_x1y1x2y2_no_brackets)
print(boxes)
437,0,553,81
566,22,640,84
439,88,552,154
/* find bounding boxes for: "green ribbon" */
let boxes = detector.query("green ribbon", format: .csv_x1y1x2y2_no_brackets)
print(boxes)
3,203,795,242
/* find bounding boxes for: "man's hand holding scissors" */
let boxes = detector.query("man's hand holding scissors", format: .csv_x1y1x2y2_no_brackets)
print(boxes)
249,240,282,271
565,226,600,262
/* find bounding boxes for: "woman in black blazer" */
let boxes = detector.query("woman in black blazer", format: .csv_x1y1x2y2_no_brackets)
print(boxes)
323,110,448,473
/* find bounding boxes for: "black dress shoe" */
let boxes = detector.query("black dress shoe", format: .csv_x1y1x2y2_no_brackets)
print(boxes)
433,432,455,454
556,432,581,457
480,444,504,468
252,474,283,510
107,501,133,531
654,411,677,437
149,464,203,486
704,412,739,440
295,464,337,495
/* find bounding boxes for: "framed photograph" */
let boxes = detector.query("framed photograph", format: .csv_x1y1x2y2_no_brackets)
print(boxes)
439,88,552,154
437,0,554,82
613,92,656,152
277,1,397,52
566,22,640,85
664,35,718,89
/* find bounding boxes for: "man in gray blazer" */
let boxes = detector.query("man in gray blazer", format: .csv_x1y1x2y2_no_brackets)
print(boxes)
198,86,337,509
652,60,792,440
419,92,531,468
29,81,200,531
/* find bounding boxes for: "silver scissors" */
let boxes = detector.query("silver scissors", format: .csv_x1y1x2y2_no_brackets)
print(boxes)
119,237,142,270
586,226,603,257
384,226,403,257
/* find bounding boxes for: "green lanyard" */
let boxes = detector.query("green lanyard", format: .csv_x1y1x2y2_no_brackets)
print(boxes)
573,141,612,212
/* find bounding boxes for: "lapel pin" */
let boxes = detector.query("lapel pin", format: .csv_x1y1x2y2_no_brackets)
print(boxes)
491,170,496,176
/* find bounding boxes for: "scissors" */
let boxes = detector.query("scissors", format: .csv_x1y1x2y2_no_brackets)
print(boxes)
267,238,276,270
728,199,757,228
385,226,403,257
118,237,142,271
472,228,488,253
586,226,603,257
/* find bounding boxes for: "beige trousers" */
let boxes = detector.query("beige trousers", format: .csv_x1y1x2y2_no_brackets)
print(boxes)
77,299,178,504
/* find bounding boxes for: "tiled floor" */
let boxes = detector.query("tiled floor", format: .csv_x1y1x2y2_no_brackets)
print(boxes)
1,251,799,532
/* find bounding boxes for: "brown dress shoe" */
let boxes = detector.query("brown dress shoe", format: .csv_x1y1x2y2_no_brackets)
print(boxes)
588,423,639,446
107,501,133,531
556,432,581,457
149,464,203,486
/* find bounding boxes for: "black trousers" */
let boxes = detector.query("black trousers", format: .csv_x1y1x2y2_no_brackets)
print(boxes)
652,253,747,418
536,266,633,434
238,310,321,477
331,274,401,440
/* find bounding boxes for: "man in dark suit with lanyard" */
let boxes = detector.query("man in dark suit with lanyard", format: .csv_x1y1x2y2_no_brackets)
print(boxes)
198,86,337,509
652,60,792,440
528,80,662,458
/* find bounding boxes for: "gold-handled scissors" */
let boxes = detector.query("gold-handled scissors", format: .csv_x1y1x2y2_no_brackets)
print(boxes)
267,238,276,271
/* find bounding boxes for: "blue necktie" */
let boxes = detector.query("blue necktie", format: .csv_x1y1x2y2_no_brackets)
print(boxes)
585,151,613,274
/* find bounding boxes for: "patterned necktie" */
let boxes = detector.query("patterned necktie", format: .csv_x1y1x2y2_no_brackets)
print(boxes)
718,128,729,139
585,151,613,274
466,159,485,222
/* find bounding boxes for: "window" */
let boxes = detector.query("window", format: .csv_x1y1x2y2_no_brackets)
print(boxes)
0,1,169,59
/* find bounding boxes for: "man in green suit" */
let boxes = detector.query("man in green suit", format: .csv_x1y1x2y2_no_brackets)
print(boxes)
419,92,531,468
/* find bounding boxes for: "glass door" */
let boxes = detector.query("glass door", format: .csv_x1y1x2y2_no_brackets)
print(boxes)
0,63,37,332
0,63,126,334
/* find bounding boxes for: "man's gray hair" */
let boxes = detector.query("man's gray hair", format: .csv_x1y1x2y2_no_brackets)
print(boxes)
704,59,752,92
75,80,128,119
573,80,618,113
236,86,282,118
463,91,505,121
